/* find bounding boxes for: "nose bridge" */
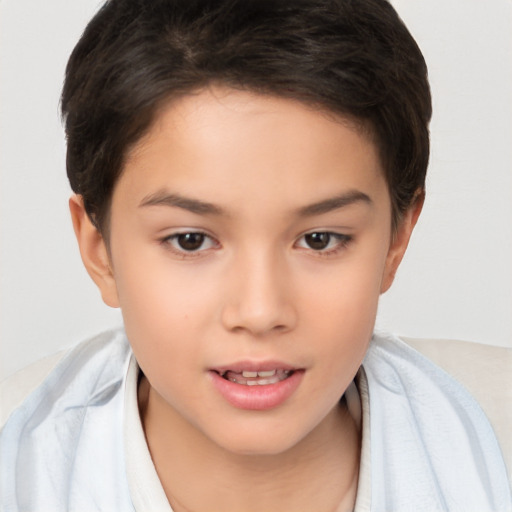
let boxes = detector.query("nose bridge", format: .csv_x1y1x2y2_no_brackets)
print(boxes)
221,244,296,335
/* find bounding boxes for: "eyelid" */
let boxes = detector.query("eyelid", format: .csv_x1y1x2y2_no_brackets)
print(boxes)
294,230,353,254
160,229,220,256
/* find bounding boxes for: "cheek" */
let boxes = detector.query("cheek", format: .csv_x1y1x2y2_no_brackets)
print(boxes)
306,283,378,370
112,239,214,315
304,249,386,323
299,248,387,365
109,248,219,372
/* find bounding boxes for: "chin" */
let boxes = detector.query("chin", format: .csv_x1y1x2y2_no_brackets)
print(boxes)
205,418,313,457
221,437,300,457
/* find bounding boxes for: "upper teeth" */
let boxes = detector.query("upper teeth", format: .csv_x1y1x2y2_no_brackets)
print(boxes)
242,370,276,378
222,368,292,386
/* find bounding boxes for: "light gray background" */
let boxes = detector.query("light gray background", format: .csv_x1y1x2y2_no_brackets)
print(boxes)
1,0,511,381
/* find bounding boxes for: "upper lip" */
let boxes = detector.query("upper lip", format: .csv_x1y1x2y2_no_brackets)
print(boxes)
210,360,299,374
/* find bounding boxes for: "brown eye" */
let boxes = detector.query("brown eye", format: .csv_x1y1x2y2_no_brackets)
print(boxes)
304,232,331,250
163,231,218,256
296,231,352,253
176,233,205,251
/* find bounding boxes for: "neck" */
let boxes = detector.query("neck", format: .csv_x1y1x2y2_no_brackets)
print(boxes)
139,376,360,512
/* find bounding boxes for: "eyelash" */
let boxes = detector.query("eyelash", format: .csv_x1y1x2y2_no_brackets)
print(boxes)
161,231,219,257
295,231,353,256
160,230,353,258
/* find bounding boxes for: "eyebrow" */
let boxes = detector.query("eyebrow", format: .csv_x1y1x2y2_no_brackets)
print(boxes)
139,189,372,217
297,190,372,216
139,191,225,216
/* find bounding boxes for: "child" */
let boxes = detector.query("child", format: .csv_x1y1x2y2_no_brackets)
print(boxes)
1,0,511,511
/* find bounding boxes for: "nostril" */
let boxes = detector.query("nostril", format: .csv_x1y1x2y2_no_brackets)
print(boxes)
220,284,297,335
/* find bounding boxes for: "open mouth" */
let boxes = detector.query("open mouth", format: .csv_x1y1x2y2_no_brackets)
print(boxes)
210,366,304,409
217,369,294,386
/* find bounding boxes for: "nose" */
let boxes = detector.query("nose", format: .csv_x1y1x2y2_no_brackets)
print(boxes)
221,250,297,337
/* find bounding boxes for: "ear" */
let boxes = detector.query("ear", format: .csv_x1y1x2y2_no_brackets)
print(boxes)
380,191,424,294
69,195,120,308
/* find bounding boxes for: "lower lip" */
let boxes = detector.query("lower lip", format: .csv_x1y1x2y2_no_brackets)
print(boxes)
209,370,304,411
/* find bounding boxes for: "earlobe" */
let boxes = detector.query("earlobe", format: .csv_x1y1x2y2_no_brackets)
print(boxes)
69,195,120,308
380,191,424,294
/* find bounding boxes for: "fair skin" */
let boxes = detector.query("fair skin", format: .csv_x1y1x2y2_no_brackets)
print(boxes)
70,87,422,511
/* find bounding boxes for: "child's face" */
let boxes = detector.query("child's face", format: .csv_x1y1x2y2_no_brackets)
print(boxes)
74,87,418,455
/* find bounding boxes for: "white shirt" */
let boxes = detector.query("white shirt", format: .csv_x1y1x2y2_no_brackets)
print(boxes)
1,330,511,511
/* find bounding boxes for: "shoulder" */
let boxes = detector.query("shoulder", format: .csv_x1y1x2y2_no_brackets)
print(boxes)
0,350,67,428
372,334,512,489
0,329,130,429
401,336,511,465
0,329,135,510
401,336,512,426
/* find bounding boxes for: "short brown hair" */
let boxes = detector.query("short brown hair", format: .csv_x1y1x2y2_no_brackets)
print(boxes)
61,0,431,234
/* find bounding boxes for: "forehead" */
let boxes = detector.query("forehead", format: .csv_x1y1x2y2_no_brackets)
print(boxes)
130,87,373,161
116,86,388,214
